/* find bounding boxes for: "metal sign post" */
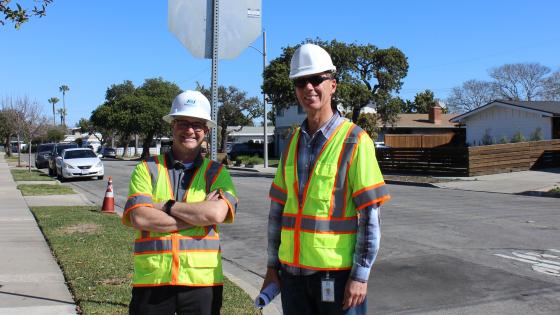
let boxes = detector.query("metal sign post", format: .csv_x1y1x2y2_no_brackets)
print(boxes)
168,0,262,161
210,0,219,161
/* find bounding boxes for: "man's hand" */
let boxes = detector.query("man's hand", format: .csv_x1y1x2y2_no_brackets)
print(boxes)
260,267,281,292
206,190,220,201
343,279,367,310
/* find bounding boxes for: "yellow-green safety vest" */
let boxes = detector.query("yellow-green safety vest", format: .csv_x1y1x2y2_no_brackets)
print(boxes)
123,153,237,287
269,120,390,270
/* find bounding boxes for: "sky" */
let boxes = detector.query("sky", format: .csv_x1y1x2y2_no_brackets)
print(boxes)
2,0,559,127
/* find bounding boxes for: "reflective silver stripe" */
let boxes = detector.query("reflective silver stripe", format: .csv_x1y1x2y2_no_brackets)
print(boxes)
205,160,222,192
145,156,159,189
353,184,390,210
269,185,287,203
331,125,361,218
135,236,221,253
281,216,357,233
135,239,172,253
125,194,153,210
179,238,221,251
281,216,296,229
223,191,238,212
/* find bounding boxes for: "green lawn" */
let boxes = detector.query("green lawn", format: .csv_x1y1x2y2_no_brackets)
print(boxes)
30,206,259,315
10,169,54,181
549,186,560,194
17,184,75,196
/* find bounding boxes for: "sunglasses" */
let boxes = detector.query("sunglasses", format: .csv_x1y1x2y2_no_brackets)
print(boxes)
293,75,332,88
174,120,206,132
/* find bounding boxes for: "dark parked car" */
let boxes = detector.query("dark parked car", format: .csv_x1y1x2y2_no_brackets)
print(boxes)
48,143,78,176
99,147,117,158
35,143,55,169
227,142,264,161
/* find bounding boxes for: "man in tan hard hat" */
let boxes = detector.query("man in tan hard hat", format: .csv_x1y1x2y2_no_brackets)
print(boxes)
261,43,390,314
123,90,238,315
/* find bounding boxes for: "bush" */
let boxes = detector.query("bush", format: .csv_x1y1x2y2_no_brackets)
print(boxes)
510,131,526,143
481,128,494,145
237,155,263,165
498,135,508,144
529,127,543,141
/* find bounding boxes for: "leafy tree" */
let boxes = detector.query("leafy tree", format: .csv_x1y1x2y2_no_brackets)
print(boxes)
489,63,550,101
45,125,65,142
410,89,437,114
263,39,408,126
76,117,92,133
446,79,497,113
59,84,69,126
135,77,181,158
0,108,17,156
377,96,406,128
91,81,137,157
197,83,262,153
355,113,379,140
1,0,53,29
47,97,59,125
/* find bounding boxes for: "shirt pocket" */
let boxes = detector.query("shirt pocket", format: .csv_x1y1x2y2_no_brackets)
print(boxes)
308,163,337,201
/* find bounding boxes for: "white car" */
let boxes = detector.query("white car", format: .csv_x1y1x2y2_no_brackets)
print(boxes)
55,148,104,181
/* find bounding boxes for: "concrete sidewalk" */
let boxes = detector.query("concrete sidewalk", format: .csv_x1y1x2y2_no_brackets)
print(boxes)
1,155,281,315
0,156,77,314
434,168,560,195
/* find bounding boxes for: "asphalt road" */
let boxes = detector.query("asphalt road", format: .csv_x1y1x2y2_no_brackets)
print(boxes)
35,157,560,314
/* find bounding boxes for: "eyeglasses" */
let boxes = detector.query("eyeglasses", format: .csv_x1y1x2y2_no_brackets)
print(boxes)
293,75,332,88
174,120,206,132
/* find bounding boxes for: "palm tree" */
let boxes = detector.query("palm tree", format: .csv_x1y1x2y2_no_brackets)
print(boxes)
47,97,59,125
56,108,67,126
59,85,70,126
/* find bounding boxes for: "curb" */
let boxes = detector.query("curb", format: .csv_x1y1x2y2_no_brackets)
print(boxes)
384,179,440,188
222,259,282,315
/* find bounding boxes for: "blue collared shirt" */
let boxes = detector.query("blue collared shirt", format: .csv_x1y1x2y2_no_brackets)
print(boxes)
267,112,381,282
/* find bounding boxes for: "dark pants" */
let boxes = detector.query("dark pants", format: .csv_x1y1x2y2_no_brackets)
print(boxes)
280,271,367,315
129,285,222,315
279,270,367,315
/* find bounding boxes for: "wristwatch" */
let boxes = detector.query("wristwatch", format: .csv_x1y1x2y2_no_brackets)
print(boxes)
163,199,176,216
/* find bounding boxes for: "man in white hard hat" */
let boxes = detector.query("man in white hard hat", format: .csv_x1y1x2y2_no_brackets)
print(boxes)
123,90,238,315
261,43,390,314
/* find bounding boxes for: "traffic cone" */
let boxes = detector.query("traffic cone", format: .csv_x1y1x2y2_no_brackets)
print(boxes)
101,176,116,214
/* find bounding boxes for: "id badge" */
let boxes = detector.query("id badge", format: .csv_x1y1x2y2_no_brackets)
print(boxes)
321,277,335,302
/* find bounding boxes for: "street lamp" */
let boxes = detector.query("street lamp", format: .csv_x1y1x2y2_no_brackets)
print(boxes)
249,30,269,168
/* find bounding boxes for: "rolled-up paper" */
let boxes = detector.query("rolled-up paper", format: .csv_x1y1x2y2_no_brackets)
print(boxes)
254,282,280,309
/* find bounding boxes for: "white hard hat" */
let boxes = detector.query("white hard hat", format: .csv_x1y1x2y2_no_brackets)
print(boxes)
163,90,216,127
289,43,336,79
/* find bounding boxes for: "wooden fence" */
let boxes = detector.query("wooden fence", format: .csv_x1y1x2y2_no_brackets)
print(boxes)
467,139,560,176
384,134,456,148
376,139,560,176
376,147,469,176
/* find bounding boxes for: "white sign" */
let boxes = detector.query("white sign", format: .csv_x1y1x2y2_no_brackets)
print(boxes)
168,0,262,60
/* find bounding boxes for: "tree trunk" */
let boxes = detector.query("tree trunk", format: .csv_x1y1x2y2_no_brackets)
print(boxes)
28,141,32,172
351,107,361,123
141,133,154,159
220,127,228,153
